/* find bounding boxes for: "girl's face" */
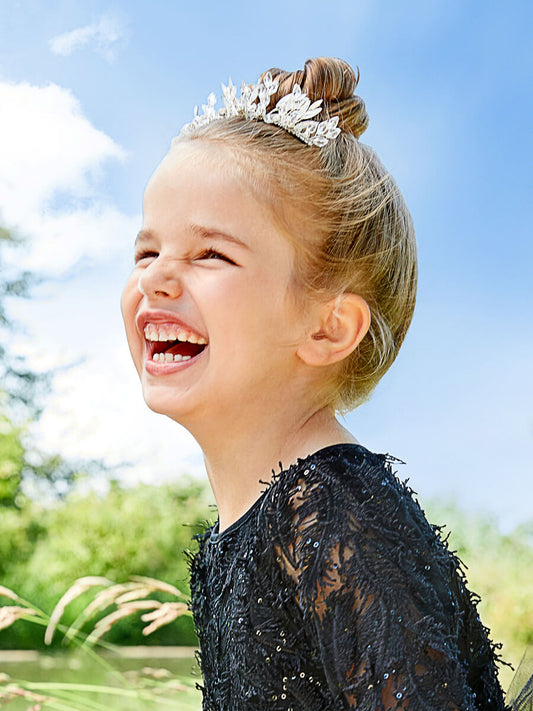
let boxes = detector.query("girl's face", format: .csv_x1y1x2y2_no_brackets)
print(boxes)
121,142,319,427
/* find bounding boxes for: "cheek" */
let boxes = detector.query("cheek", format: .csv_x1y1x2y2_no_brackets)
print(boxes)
121,274,142,352
121,271,140,314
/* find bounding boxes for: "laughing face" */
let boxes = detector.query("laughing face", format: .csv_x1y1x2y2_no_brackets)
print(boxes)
121,141,319,431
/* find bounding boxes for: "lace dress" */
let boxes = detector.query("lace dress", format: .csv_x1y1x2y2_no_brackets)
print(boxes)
189,443,525,710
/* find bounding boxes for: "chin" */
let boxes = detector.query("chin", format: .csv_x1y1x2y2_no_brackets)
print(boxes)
143,385,180,416
141,384,195,424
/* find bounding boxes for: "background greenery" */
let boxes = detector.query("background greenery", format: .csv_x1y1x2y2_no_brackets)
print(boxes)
0,478,213,649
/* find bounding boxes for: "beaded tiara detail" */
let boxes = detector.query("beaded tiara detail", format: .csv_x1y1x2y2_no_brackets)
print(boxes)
180,72,342,147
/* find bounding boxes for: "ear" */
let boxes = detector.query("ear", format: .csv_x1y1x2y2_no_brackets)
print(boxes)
297,294,371,367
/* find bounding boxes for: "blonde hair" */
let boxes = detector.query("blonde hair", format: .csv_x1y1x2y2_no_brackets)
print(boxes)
176,57,417,412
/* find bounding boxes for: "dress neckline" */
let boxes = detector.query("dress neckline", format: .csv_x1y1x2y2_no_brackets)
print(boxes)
209,442,371,543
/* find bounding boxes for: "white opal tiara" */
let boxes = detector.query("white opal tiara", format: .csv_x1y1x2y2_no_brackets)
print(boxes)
180,72,342,147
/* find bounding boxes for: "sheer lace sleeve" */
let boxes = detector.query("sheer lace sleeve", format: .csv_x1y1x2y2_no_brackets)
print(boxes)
265,446,506,711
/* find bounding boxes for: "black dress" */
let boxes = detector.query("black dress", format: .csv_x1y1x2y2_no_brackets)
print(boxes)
189,443,521,710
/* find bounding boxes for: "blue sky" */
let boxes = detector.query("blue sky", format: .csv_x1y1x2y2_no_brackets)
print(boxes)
0,0,531,528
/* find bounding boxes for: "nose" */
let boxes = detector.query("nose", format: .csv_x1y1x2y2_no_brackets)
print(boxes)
137,257,183,299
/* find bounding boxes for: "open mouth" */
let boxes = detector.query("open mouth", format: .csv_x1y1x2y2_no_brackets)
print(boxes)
144,323,207,363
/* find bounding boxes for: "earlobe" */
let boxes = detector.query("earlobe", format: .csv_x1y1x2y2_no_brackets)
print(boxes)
297,294,371,367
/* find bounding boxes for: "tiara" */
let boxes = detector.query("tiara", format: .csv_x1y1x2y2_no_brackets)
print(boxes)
180,72,341,147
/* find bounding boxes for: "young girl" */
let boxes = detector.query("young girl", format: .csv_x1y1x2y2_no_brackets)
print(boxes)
121,57,528,710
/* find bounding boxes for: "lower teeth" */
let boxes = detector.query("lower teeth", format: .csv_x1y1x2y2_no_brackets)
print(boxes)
152,353,192,363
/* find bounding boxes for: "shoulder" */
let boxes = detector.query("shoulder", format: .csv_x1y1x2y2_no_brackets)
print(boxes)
261,443,457,614
257,444,505,708
262,442,433,548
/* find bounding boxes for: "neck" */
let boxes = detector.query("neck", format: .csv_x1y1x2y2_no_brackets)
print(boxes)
187,403,356,532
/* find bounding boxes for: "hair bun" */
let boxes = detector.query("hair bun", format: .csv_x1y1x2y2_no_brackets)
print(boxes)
263,57,369,139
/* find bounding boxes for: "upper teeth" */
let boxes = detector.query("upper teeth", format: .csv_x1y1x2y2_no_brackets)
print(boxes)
144,324,207,345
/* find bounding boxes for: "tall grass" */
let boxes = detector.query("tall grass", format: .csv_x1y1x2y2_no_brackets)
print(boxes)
0,577,198,710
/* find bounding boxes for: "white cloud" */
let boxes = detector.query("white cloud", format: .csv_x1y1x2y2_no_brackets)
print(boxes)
0,81,124,217
19,206,139,275
49,14,126,62
0,79,132,274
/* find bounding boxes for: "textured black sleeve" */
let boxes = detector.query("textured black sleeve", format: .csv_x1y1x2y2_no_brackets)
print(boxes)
265,446,506,710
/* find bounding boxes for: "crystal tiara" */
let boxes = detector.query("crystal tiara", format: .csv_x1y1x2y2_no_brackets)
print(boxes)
179,72,342,147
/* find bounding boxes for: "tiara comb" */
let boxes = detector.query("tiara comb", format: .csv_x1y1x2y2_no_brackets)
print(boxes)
180,72,341,147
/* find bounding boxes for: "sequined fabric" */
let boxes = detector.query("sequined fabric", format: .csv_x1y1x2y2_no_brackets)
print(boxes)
189,443,509,710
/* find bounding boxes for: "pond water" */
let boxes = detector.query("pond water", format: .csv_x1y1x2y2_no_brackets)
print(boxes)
0,647,202,710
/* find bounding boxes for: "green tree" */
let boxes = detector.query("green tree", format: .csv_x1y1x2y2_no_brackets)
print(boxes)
0,226,48,418
0,225,102,508
0,415,25,506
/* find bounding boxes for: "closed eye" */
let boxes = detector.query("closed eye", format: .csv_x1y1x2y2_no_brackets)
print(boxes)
134,250,159,264
196,248,237,265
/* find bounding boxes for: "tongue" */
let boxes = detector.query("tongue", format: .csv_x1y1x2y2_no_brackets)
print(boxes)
161,341,205,358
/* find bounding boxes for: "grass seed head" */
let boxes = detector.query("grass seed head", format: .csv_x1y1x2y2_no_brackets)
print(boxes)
0,606,37,632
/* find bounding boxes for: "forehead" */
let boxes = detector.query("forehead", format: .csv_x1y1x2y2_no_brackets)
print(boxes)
145,141,263,214
147,140,320,249
142,141,296,257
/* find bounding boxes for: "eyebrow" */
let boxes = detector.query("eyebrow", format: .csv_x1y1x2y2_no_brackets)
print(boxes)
135,224,250,250
135,229,156,246
189,223,250,250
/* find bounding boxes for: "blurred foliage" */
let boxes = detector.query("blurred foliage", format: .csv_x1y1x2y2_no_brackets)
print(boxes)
0,409,98,509
0,225,48,420
0,414,24,506
0,224,105,508
0,478,214,649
